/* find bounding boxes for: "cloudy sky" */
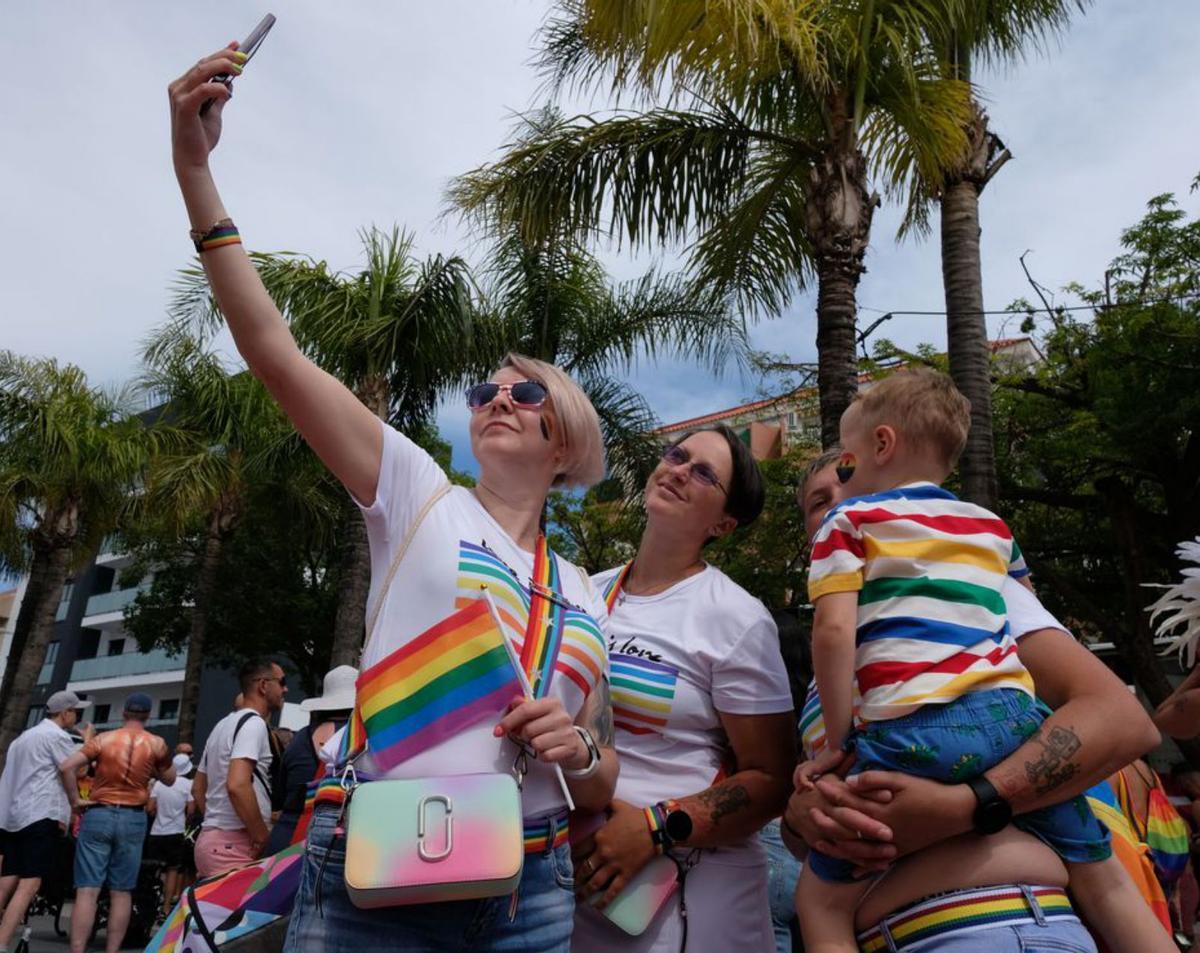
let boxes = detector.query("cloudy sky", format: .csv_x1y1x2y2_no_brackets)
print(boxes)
3,1,1198,473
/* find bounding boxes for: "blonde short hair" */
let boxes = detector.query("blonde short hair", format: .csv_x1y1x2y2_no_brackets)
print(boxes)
852,367,971,470
501,353,606,488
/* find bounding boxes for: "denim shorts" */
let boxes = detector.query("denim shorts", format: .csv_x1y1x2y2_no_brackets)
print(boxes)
74,805,147,891
810,688,1110,882
284,806,575,952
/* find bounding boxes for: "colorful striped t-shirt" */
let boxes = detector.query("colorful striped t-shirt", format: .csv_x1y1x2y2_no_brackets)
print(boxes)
807,482,1035,722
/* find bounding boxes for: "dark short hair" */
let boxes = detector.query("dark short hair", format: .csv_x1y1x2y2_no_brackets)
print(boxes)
239,658,280,694
670,425,765,534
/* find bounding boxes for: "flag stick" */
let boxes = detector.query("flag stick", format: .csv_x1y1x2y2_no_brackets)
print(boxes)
481,588,575,810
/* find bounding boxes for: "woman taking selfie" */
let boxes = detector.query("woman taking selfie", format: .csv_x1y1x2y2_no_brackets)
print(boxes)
572,426,795,952
168,45,617,952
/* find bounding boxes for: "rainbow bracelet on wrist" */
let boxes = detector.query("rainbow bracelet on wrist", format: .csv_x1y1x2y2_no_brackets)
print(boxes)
644,803,667,855
192,219,241,253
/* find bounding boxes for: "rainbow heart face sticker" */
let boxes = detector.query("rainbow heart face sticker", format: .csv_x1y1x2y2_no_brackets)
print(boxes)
835,453,857,485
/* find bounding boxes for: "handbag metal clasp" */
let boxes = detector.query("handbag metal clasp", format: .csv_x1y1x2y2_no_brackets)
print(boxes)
417,794,453,862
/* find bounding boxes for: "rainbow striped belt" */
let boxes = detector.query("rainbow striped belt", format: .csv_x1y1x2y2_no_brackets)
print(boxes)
522,811,570,855
856,884,1077,953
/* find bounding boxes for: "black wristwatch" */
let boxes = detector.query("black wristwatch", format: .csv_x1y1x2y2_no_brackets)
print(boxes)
649,799,694,852
966,776,1012,835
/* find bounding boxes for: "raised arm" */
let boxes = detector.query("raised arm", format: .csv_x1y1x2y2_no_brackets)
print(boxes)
168,46,382,504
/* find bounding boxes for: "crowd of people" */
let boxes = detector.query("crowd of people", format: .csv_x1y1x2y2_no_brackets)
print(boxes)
0,38,1197,953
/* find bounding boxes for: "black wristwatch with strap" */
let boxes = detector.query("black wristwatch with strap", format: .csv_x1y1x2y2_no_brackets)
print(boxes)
966,775,1013,835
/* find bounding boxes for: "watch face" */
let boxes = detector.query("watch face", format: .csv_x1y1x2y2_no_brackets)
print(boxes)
664,809,693,843
976,798,1013,835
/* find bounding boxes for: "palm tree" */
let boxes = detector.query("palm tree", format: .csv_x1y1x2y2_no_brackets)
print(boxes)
171,227,483,667
136,333,313,743
450,1,972,445
478,224,748,485
0,354,151,768
914,0,1088,507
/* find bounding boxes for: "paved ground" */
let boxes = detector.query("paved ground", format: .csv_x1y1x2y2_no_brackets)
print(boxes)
17,913,142,951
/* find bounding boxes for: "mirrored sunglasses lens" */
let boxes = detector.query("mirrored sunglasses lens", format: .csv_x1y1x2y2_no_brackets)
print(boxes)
467,383,500,409
510,381,548,405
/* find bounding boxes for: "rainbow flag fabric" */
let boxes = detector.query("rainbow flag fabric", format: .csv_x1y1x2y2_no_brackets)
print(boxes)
517,534,566,698
356,599,523,772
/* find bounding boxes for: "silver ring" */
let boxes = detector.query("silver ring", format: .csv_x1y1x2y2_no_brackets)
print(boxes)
584,857,595,874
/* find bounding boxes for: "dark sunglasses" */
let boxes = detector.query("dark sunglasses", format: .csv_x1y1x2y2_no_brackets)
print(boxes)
466,380,549,411
662,445,727,494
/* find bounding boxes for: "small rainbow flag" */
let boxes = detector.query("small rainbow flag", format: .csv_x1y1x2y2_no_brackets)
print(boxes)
356,599,522,772
518,535,566,698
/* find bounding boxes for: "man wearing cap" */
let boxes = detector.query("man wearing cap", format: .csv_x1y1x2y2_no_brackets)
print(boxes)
147,753,196,920
59,692,173,953
0,690,89,952
264,664,357,854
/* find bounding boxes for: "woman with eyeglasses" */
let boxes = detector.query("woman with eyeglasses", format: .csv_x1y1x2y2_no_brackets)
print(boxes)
572,426,796,953
168,48,617,953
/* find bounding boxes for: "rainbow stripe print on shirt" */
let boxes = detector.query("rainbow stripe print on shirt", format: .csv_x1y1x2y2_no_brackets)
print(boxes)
610,653,680,736
807,482,1034,722
354,599,522,772
456,540,607,698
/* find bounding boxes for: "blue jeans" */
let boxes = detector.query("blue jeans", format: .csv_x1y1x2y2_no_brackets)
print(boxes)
285,806,574,952
810,689,1111,882
74,806,147,891
898,918,1098,952
760,820,801,953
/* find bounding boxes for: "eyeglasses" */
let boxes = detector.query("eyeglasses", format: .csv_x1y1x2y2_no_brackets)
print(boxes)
466,380,549,412
259,675,287,688
661,445,727,495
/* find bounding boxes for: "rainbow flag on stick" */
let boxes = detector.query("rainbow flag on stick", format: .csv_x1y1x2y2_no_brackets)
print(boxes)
519,535,566,698
356,599,523,772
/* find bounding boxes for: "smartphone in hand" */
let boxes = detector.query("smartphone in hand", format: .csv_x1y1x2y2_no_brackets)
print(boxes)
201,13,276,115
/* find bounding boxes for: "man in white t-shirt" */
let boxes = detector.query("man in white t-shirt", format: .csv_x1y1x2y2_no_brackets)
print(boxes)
193,659,286,878
147,753,195,917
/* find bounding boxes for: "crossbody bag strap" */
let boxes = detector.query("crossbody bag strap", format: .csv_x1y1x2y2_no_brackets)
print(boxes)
361,481,452,661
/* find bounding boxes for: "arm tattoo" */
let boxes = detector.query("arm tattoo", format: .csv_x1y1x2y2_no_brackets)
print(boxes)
1023,724,1082,796
585,676,615,747
697,783,751,827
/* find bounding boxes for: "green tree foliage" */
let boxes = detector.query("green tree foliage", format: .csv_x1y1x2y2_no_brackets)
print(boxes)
994,186,1200,726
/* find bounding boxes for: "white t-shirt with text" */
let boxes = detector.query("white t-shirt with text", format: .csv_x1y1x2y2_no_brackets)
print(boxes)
574,564,793,953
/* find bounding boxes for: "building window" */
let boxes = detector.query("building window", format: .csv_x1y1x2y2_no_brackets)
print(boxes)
37,642,60,685
25,705,46,728
93,703,111,724
159,699,180,722
106,638,125,657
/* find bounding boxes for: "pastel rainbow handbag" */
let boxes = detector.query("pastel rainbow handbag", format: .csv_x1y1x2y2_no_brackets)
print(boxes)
343,773,524,908
588,855,680,935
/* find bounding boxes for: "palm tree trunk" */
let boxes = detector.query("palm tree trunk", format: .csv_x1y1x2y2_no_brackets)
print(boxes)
0,541,73,773
329,503,370,667
177,522,226,745
807,143,877,447
941,100,1006,509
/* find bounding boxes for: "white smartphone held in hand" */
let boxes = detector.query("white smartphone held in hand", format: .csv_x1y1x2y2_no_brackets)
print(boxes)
201,13,276,114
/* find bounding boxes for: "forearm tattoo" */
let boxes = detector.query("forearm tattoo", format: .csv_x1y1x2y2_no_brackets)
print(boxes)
697,782,751,827
1023,724,1082,796
585,676,615,747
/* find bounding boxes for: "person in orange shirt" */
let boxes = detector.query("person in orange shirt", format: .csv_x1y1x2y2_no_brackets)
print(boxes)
60,693,174,953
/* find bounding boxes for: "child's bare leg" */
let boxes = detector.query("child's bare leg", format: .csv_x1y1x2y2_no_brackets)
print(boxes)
1067,855,1175,953
795,864,872,953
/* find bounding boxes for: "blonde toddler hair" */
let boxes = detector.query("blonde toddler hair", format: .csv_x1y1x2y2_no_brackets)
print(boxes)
852,366,971,471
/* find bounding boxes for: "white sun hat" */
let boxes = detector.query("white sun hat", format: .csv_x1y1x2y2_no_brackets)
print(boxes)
300,665,359,713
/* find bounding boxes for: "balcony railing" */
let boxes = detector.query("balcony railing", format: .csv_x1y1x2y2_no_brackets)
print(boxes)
92,716,179,731
69,647,185,683
83,585,150,619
